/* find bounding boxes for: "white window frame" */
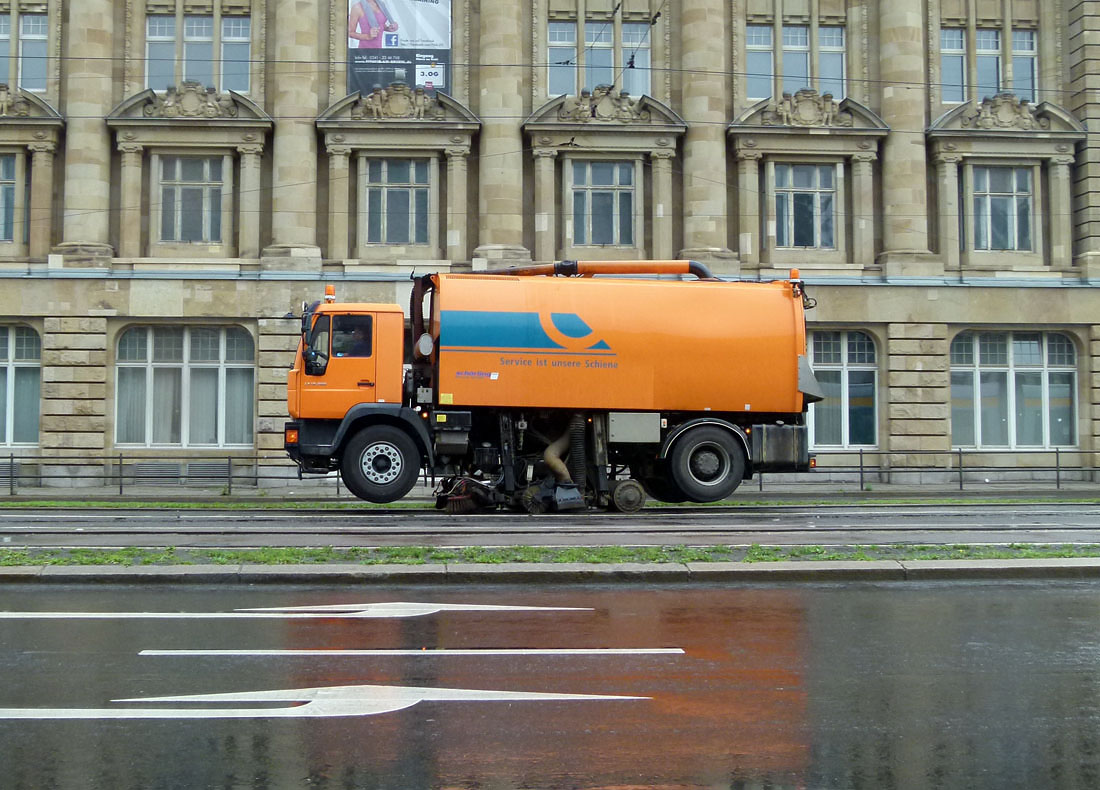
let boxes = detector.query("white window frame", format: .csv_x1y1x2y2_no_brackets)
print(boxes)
745,24,774,101
1012,29,1037,102
620,22,651,98
358,156,436,249
115,325,255,448
950,331,1077,449
0,12,49,93
584,21,614,91
154,153,229,246
0,325,40,446
940,28,966,103
772,162,840,250
544,16,655,98
971,164,1033,252
808,330,878,449
566,158,641,249
781,25,810,95
145,11,252,93
547,21,578,96
976,28,1001,99
818,26,846,99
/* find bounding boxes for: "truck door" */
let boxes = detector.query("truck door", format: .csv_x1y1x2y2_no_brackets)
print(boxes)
300,313,379,419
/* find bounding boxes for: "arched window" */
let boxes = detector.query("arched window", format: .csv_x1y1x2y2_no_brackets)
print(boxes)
950,331,1076,448
809,330,877,448
115,325,254,447
0,325,40,445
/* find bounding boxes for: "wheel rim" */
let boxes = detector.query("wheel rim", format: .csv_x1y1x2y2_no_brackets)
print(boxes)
687,442,728,487
360,441,403,485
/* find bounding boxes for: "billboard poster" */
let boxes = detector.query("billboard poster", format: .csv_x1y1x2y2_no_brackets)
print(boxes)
347,0,451,96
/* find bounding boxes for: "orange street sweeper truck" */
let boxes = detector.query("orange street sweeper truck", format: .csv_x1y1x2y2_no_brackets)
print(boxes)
285,260,822,512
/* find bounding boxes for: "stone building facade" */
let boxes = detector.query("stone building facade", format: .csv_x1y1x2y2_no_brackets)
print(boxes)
0,0,1098,485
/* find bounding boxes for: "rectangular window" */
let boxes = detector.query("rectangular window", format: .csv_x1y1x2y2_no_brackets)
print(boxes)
809,330,878,448
775,164,836,249
584,22,614,91
0,326,40,445
160,155,224,244
746,25,773,100
818,26,845,99
548,22,578,96
781,26,810,94
0,17,9,85
0,154,14,243
572,160,634,247
941,28,966,102
365,159,430,245
147,14,251,92
973,166,1032,251
976,28,1001,99
1012,30,1036,102
17,15,46,92
621,22,651,98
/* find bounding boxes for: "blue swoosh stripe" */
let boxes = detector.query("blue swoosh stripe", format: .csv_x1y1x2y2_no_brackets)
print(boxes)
441,311,565,350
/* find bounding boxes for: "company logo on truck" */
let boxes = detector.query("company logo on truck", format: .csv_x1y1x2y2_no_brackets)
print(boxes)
440,310,613,355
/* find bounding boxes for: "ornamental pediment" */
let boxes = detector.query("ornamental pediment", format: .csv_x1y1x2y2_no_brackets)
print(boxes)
0,84,62,123
107,83,273,124
929,94,1085,137
732,91,887,132
525,89,687,130
318,85,480,127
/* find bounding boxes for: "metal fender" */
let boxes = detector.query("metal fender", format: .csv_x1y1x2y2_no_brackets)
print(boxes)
333,404,434,466
659,418,751,475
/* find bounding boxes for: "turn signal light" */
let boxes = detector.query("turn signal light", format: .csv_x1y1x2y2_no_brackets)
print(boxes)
809,456,817,468
285,428,299,444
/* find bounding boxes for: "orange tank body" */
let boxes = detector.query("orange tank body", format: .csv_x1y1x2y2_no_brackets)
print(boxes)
432,273,808,415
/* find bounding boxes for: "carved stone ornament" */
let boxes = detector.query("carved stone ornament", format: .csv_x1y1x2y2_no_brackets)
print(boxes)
143,82,239,119
557,84,650,123
351,82,444,121
762,89,852,128
962,92,1049,131
0,84,31,117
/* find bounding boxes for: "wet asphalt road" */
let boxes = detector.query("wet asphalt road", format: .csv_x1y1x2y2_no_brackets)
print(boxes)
2,581,1100,789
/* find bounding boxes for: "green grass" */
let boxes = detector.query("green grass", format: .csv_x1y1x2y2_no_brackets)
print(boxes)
4,543,1100,567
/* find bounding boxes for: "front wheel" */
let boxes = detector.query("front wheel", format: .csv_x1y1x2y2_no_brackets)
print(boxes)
341,425,421,503
668,426,746,503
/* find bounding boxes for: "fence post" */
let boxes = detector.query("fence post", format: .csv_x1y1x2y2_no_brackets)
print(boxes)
958,448,964,491
1055,447,1061,490
227,456,233,495
859,448,865,492
119,453,124,496
9,452,13,496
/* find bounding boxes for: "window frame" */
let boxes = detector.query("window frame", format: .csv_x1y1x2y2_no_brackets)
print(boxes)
1011,29,1037,103
114,325,256,449
962,160,1040,259
565,157,642,251
543,16,655,99
808,329,878,449
745,24,774,101
950,331,1078,449
0,11,50,94
356,154,439,255
940,28,967,104
145,11,252,93
975,28,1002,100
149,151,234,254
0,325,40,447
764,158,847,262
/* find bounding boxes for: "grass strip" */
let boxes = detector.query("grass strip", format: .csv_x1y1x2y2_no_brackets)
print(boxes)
4,543,1100,567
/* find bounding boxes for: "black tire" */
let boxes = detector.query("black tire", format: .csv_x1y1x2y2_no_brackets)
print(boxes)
668,426,746,503
641,474,687,504
341,425,421,503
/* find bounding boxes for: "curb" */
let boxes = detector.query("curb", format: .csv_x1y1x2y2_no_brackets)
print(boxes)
5,558,1100,583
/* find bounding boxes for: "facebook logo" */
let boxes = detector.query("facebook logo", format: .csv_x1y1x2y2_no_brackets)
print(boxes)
384,33,399,47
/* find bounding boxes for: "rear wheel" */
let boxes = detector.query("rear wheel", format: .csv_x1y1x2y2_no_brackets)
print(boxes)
668,426,745,503
341,425,421,503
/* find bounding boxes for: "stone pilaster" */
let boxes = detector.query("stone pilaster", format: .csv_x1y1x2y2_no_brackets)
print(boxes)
651,149,675,260
238,144,264,260
264,0,321,262
27,142,55,259
851,153,877,268
39,318,108,477
532,148,556,263
1069,1,1100,273
679,0,736,269
735,150,761,266
878,4,937,276
326,145,351,261
1091,325,1100,479
934,153,960,270
885,324,951,473
117,144,143,259
1049,154,1075,270
473,0,530,263
56,0,114,261
445,146,470,263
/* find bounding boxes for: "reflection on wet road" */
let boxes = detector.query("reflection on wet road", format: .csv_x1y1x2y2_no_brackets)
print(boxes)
1,581,1099,788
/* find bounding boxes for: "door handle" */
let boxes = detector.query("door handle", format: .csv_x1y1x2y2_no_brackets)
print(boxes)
358,380,375,387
